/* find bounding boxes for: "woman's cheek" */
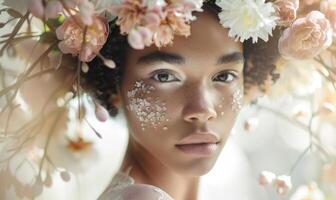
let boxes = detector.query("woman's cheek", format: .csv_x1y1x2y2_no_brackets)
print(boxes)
216,84,244,117
125,80,170,132
231,88,243,112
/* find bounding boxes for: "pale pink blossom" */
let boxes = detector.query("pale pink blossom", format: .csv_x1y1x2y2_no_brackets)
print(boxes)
108,0,149,34
28,0,63,19
78,0,95,25
278,11,333,59
128,26,153,49
56,15,109,62
274,0,299,27
259,171,276,186
321,0,336,41
108,0,201,49
259,171,293,196
94,103,109,122
28,0,45,18
274,175,292,196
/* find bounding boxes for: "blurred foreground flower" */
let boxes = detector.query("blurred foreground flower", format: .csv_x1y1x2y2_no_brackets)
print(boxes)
322,161,336,184
259,171,292,196
321,0,336,41
290,182,325,200
316,83,336,127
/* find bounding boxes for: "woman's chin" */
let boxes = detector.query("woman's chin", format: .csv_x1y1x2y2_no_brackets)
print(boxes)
173,155,220,178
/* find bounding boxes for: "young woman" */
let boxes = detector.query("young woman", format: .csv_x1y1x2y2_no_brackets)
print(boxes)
84,1,280,199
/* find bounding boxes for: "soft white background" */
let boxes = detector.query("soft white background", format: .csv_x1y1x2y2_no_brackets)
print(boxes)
0,1,333,199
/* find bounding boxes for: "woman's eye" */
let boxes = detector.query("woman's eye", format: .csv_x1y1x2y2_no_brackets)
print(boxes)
213,71,237,83
151,72,179,83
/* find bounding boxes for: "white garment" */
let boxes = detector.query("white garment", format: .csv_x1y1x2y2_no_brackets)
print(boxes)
98,167,173,200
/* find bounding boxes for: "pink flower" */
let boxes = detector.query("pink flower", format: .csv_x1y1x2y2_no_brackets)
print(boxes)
274,0,299,27
108,0,149,34
108,0,201,49
56,15,109,62
278,11,333,60
128,26,153,49
321,0,336,41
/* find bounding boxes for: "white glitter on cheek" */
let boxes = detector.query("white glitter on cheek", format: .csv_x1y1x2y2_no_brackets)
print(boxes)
126,80,168,131
231,89,243,112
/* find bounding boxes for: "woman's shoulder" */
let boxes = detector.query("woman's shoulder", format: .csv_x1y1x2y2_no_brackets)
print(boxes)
102,183,174,200
98,170,173,200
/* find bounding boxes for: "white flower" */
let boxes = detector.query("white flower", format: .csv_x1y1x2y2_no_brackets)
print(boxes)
215,0,277,43
258,170,276,186
290,182,325,200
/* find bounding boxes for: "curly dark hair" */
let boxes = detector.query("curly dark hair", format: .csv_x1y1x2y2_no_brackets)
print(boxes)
84,0,281,117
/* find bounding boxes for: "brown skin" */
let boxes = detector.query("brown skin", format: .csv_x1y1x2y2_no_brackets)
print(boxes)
115,11,244,200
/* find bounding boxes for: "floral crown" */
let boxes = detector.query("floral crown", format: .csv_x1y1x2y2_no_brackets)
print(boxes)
6,0,333,65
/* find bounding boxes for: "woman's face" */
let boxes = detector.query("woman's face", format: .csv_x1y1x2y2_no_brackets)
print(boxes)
118,11,244,177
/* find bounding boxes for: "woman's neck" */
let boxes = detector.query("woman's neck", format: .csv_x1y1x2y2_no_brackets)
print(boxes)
120,137,200,200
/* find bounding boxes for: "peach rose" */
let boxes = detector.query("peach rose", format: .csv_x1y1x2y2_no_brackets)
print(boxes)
278,11,333,59
274,0,299,27
56,15,109,62
321,0,336,41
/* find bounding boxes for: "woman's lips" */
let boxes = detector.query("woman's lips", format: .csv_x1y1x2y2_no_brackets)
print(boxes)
175,142,219,156
175,133,220,156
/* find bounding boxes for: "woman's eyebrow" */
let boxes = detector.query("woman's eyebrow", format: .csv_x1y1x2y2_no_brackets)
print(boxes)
137,51,185,65
216,52,244,65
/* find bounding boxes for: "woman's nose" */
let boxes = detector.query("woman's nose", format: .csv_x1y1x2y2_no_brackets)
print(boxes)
182,85,217,123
